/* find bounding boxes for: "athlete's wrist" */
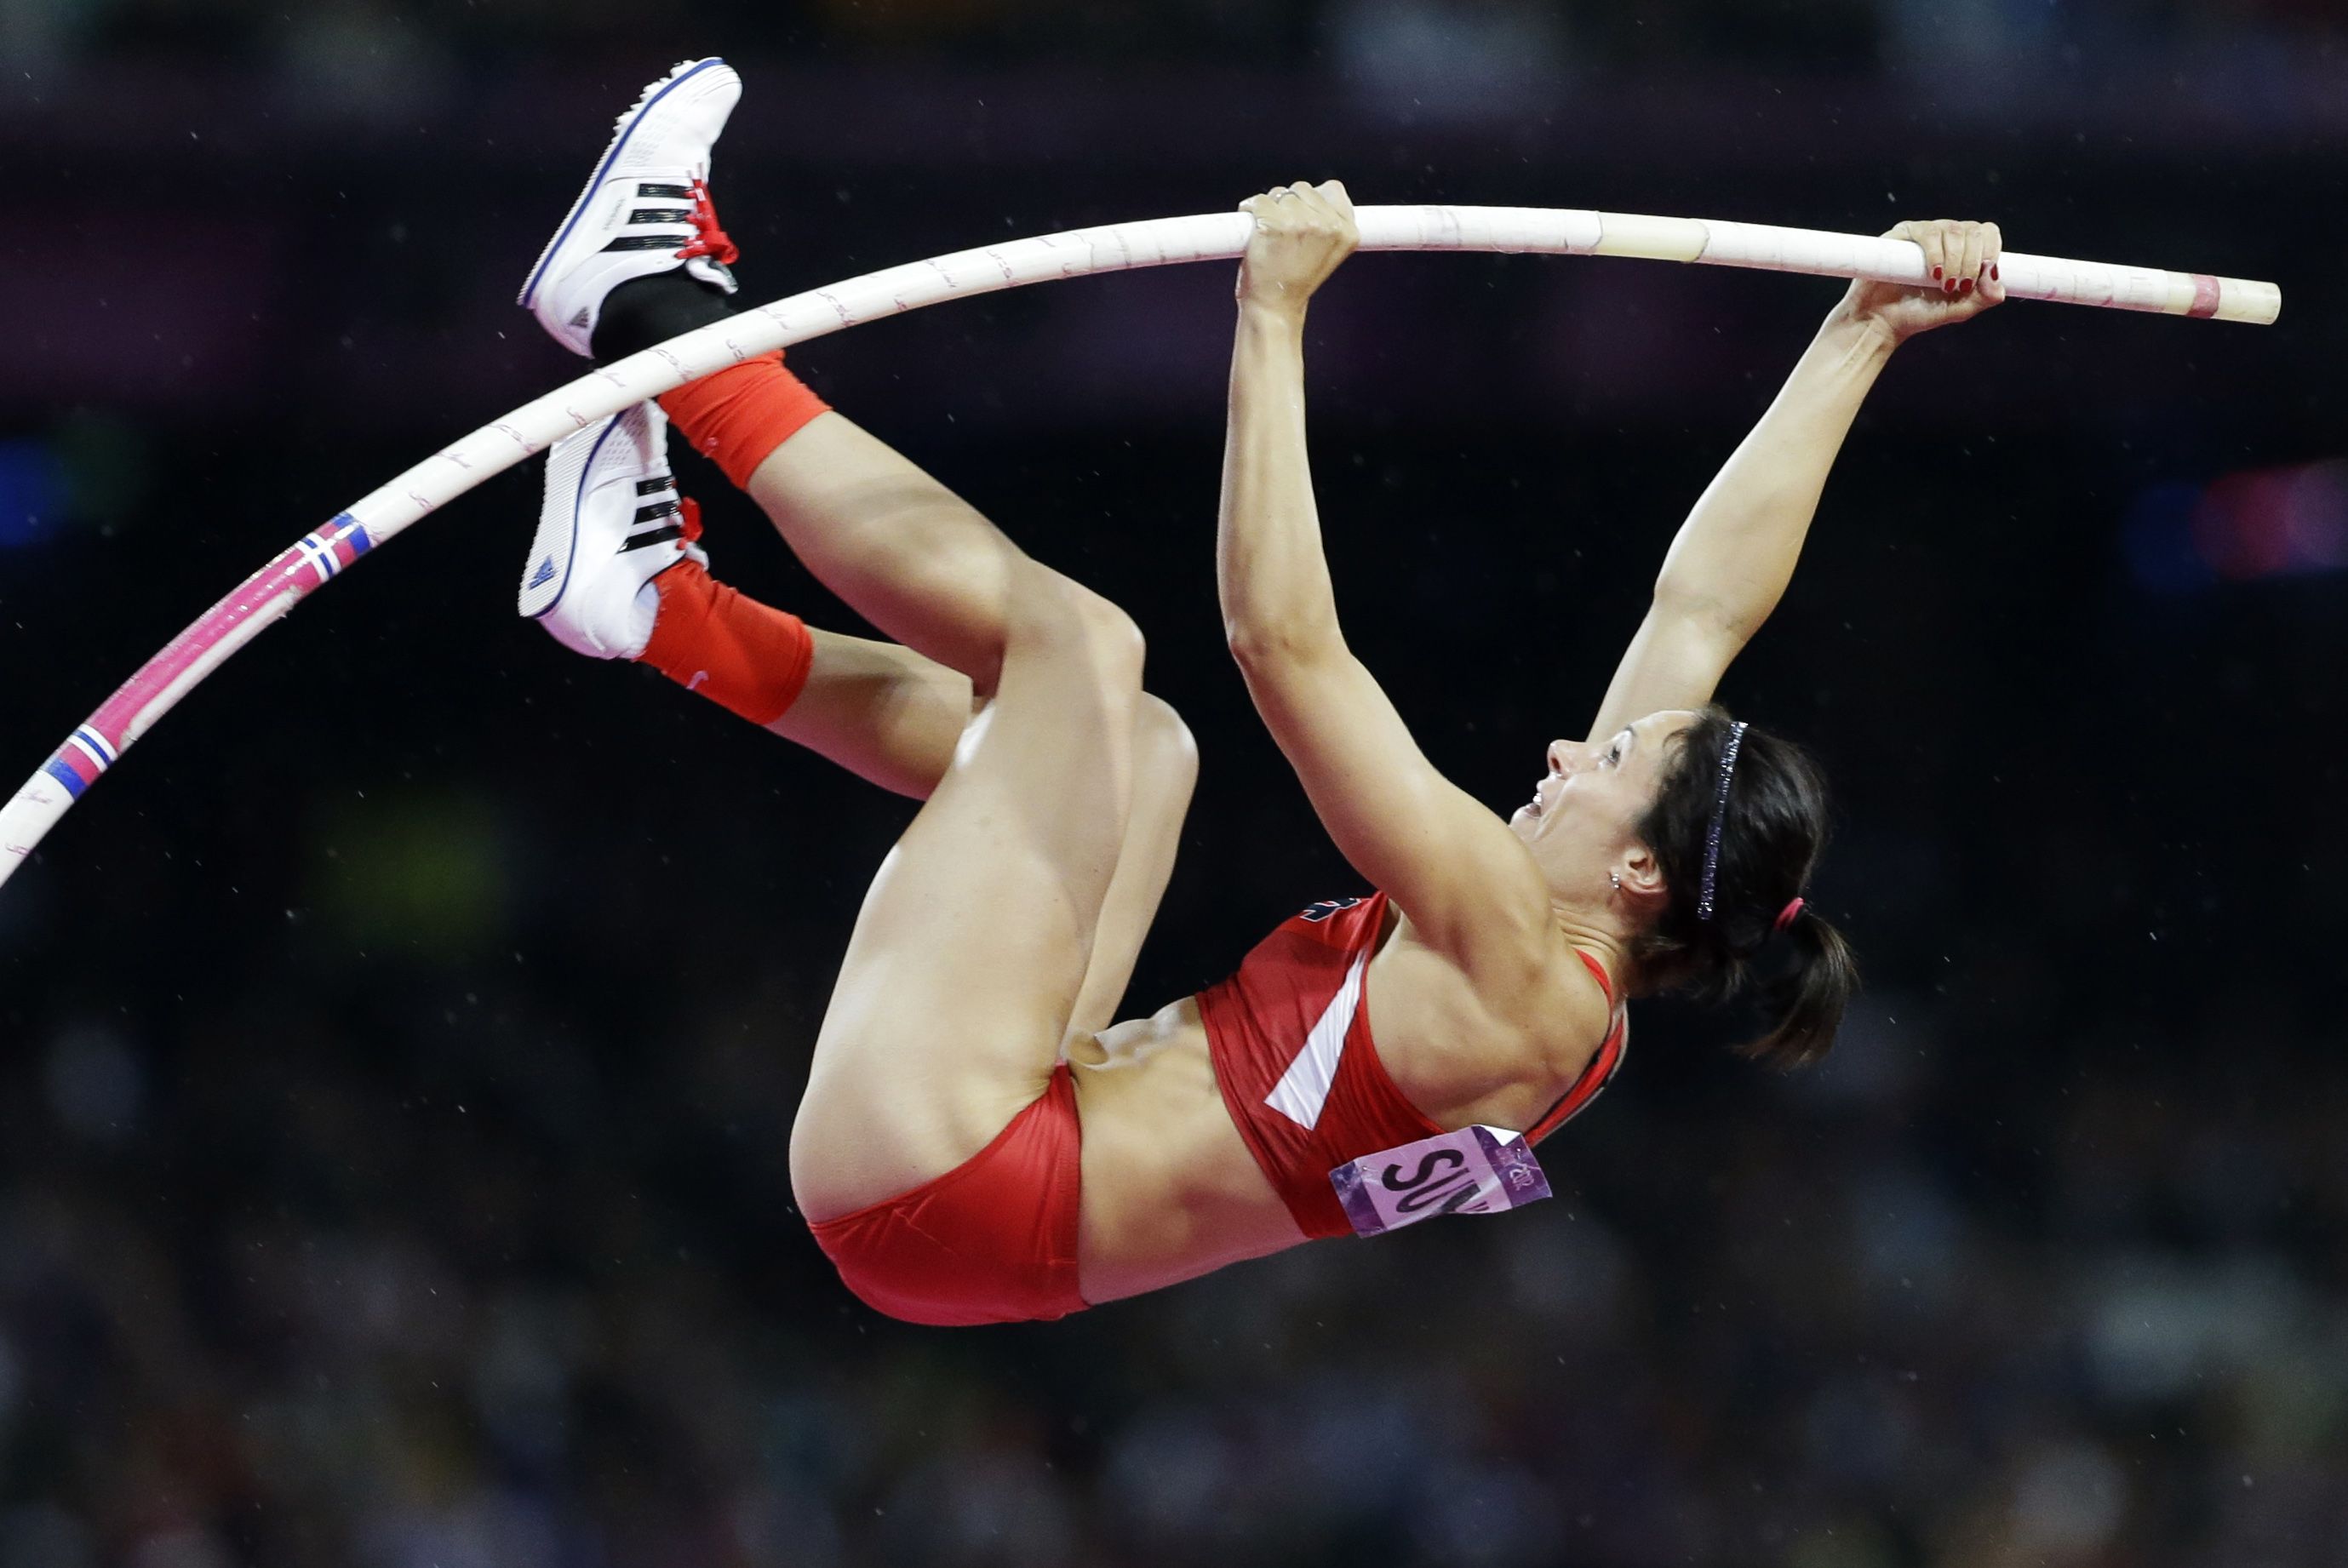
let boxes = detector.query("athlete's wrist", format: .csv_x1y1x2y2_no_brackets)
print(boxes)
1821,300,1904,360
1237,295,1310,335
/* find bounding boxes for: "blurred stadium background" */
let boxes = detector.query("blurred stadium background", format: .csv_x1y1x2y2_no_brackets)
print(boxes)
2,3,2345,1565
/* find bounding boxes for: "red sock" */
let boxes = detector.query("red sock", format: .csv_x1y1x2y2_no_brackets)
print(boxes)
657,352,831,490
639,559,815,726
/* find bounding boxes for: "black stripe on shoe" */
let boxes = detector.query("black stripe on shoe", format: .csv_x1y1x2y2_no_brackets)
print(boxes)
634,477,675,496
637,181,693,200
603,235,687,252
621,524,685,552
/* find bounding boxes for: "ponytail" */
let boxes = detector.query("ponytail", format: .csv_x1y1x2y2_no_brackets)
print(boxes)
1631,707,1857,1069
1738,900,1858,1069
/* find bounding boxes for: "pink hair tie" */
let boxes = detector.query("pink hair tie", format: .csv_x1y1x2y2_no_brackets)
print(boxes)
1772,897,1806,934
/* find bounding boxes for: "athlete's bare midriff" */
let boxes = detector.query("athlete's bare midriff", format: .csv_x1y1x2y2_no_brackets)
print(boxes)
1068,997,1304,1303
1066,917,1606,1305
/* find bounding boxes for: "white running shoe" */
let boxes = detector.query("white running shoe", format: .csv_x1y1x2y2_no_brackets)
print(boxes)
517,56,744,357
519,402,706,660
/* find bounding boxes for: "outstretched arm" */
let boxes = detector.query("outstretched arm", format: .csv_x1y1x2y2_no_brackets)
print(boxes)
1220,181,1555,968
1587,219,2006,740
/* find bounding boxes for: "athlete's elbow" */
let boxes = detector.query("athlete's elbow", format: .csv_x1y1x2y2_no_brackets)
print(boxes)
1646,586,1762,654
1224,615,1342,672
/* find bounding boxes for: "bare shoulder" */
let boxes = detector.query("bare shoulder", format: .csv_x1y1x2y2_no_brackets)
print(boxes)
1532,938,1619,1083
1373,915,1617,1130
1383,827,1561,988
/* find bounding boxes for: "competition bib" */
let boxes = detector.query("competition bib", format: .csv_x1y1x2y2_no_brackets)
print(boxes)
1329,1125,1552,1238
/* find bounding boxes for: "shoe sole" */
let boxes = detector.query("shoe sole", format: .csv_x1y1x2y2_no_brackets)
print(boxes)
516,55,734,312
520,414,629,621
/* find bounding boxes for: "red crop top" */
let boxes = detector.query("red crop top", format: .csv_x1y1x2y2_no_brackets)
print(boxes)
1196,893,1627,1239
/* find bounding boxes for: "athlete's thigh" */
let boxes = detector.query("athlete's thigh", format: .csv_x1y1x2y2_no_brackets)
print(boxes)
793,583,1143,1217
1064,695,1197,1042
775,632,1191,1033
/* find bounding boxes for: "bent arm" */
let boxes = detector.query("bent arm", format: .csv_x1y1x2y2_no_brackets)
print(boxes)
1587,305,1896,739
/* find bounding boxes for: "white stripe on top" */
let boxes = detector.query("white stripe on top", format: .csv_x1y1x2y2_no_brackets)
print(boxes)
1264,950,1368,1130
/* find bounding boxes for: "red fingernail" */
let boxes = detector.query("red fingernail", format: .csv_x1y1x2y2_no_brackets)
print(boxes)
1960,278,1974,295
1933,265,1943,280
1991,264,2001,281
1944,279,1958,294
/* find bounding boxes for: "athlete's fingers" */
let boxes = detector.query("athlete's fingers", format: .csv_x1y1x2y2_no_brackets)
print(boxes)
1250,186,1310,234
1912,223,1949,292
1318,188,1351,232
1977,232,2008,306
1934,225,1972,302
1933,220,1966,296
1276,180,1350,243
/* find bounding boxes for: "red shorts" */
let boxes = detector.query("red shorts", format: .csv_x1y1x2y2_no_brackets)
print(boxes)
805,1064,1089,1327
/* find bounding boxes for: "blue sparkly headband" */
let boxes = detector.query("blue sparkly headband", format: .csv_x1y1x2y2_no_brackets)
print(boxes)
1696,720,1749,923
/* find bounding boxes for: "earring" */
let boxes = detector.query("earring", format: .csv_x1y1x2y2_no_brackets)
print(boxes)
1608,871,1622,890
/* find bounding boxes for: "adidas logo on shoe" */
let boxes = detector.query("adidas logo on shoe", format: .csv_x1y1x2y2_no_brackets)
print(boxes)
518,403,706,661
514,58,745,357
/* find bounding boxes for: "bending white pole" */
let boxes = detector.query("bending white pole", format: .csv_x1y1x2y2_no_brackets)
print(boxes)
0,205,2281,890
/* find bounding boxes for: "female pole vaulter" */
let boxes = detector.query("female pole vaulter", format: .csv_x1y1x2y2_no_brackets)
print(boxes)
513,60,2003,1324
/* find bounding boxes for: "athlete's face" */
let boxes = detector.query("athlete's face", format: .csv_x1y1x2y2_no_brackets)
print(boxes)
1509,710,1700,892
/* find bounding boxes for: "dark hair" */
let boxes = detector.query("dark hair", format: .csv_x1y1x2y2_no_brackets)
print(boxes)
1629,706,1856,1068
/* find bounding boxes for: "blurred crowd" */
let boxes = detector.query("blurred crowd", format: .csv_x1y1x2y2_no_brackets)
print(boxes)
7,861,2348,1568
2,0,2343,73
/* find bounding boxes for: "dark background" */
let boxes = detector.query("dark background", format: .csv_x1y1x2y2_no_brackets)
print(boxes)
3,3,2345,1565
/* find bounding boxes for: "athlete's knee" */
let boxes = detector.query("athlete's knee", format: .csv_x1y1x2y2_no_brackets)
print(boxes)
1135,694,1199,793
1072,589,1146,684
1000,564,1145,700
1028,569,1144,685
